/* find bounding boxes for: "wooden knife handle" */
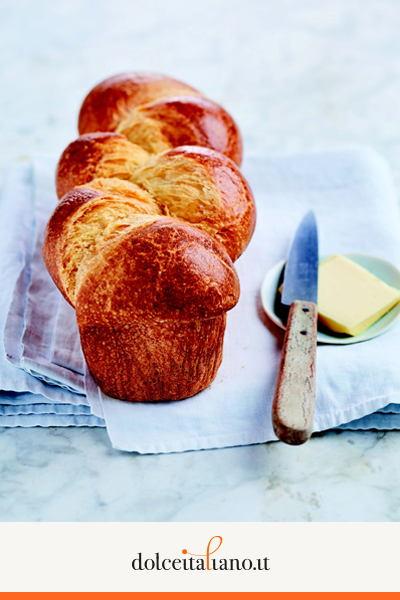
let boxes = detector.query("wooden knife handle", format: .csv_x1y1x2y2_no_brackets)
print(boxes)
272,300,318,445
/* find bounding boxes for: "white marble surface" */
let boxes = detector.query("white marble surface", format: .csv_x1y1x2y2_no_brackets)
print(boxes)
2,0,400,521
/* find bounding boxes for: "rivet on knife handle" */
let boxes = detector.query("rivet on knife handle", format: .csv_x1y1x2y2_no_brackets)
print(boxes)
272,300,318,445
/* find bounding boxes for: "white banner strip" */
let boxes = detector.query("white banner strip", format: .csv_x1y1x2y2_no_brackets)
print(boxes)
0,522,398,592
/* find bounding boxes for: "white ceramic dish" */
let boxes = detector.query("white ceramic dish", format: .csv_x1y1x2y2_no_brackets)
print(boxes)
260,253,400,344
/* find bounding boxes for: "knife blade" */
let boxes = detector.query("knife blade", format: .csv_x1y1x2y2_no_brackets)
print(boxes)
272,210,319,445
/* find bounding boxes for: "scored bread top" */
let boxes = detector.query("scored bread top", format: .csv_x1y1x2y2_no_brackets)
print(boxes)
78,73,242,166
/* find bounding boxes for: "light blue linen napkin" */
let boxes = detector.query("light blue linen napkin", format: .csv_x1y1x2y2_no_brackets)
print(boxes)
0,161,105,428
3,149,400,450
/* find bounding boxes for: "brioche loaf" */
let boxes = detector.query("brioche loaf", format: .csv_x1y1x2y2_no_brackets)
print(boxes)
43,73,256,402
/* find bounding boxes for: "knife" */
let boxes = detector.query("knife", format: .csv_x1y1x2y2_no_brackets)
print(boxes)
272,210,319,446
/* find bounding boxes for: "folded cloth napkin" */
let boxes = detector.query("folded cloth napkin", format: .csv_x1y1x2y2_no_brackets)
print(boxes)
0,161,105,428
3,148,400,452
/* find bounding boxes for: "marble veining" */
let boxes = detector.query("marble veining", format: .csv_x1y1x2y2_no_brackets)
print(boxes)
1,427,400,521
2,0,400,521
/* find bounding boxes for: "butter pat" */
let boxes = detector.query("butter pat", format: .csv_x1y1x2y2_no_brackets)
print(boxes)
318,254,400,336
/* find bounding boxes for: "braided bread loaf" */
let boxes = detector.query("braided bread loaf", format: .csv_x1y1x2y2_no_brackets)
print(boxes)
43,73,256,402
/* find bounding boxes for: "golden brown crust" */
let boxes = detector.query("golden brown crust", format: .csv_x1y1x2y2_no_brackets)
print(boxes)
55,135,255,262
131,146,255,261
55,132,149,199
43,186,103,304
75,219,239,402
80,316,226,402
75,218,240,325
78,72,242,166
117,95,242,165
78,73,201,136
43,182,162,306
